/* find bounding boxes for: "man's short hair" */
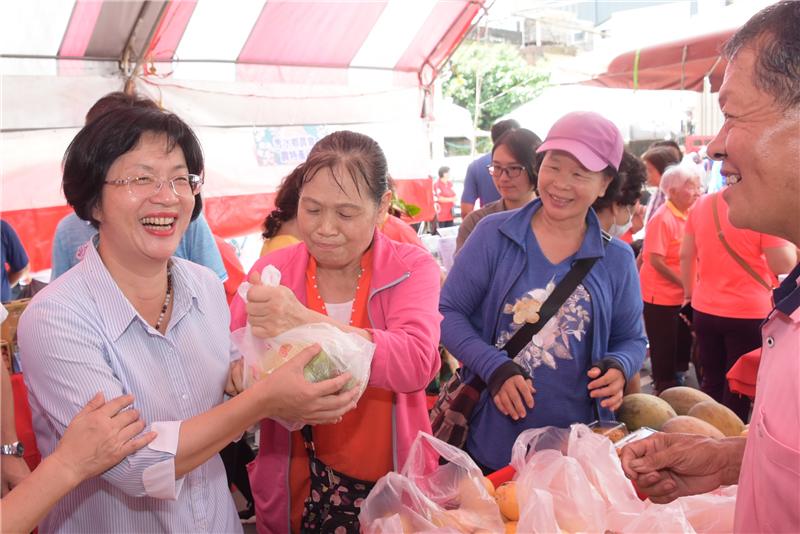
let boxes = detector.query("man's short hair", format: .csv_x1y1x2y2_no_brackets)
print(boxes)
491,119,520,143
438,166,450,178
723,0,800,109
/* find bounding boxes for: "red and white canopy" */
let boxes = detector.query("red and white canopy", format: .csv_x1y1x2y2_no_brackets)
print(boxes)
1,0,482,270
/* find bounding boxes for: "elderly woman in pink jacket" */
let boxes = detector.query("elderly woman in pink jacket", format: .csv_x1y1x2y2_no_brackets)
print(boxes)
229,131,441,534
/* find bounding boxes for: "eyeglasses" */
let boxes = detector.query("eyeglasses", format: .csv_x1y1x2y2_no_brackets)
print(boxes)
104,174,203,198
487,164,525,179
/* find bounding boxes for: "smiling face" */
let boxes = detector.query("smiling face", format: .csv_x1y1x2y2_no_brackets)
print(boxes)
297,165,390,271
536,150,612,225
707,47,800,242
93,132,193,269
491,144,535,209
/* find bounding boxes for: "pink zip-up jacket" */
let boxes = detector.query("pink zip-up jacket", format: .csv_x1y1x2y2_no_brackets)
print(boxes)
229,230,442,533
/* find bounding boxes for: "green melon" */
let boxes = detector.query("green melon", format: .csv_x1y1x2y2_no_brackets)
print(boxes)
303,350,357,391
617,393,677,431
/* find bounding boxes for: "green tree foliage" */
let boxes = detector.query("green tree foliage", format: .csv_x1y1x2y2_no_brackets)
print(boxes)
442,41,549,130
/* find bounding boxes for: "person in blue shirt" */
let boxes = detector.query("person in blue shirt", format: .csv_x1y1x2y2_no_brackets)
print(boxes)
460,119,519,217
50,212,227,282
440,111,647,472
1,220,30,303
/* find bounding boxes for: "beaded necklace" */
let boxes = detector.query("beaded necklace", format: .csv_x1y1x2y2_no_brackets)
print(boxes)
305,252,372,327
154,267,173,332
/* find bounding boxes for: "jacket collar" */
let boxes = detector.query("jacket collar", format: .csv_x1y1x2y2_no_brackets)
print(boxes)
498,198,608,260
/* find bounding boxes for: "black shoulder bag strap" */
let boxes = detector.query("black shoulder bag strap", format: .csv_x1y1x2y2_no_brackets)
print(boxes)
469,232,610,390
501,255,600,359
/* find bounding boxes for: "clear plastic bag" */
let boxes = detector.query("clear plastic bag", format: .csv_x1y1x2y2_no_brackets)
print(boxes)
677,485,737,533
511,424,736,533
517,448,608,533
231,265,375,431
567,424,643,514
360,432,505,533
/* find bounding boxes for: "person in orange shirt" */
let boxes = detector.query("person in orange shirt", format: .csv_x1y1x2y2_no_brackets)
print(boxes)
680,191,796,420
639,162,703,392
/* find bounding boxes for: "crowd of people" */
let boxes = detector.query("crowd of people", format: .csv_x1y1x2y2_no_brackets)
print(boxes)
0,1,798,532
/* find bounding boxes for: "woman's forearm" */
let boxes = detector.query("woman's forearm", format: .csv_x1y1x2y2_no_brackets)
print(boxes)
0,456,78,534
173,386,267,478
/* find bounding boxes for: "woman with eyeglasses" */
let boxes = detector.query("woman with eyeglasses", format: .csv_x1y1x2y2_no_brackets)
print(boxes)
17,106,357,533
455,128,541,252
440,111,647,473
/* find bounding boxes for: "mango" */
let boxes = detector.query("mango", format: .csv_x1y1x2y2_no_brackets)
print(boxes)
660,415,725,438
616,393,676,431
659,386,715,415
688,401,745,436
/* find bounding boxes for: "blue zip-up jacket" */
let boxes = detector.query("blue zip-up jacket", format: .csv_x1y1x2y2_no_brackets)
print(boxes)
440,199,646,465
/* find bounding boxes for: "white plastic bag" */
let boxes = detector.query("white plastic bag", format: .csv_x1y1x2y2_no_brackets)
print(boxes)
360,432,505,534
231,265,375,431
567,424,644,514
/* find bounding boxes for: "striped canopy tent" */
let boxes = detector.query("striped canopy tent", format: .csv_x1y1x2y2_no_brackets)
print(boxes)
1,0,484,270
584,28,736,92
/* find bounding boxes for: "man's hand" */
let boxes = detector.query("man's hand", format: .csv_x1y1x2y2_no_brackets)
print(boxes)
246,270,313,338
619,433,745,503
587,367,625,410
256,344,359,425
1,455,31,497
493,375,535,420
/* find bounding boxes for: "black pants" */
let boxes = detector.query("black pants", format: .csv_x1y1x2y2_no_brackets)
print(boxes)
643,302,693,392
693,310,760,422
220,439,255,504
438,220,455,228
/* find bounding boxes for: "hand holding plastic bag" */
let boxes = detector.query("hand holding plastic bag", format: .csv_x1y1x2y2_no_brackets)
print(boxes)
231,265,375,430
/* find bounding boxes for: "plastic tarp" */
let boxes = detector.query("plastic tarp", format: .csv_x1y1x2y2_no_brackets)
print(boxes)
584,29,736,92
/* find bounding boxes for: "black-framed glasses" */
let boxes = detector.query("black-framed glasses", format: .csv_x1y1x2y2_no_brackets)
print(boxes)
487,164,525,179
104,174,203,198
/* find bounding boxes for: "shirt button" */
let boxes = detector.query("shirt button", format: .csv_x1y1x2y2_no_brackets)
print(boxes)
181,393,188,400
765,336,775,348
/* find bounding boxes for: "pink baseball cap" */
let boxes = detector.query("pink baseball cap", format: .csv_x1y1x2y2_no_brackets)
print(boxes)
536,111,624,172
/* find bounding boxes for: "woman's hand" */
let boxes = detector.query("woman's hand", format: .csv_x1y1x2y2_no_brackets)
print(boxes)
225,359,245,396
245,270,314,338
493,376,535,420
49,393,157,485
587,367,625,410
255,344,359,425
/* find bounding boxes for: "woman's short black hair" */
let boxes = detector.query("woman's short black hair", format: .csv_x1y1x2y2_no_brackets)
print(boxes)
593,151,647,211
62,106,204,228
491,128,543,187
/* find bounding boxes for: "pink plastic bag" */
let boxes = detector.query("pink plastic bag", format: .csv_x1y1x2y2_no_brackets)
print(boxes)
360,432,505,533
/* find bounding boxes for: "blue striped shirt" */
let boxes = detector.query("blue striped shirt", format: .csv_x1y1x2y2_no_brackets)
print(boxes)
19,242,242,533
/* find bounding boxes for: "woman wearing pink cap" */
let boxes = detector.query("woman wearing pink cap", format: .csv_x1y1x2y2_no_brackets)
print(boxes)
440,111,647,472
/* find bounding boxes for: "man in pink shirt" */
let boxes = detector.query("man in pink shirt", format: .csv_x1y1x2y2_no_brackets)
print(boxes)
620,2,800,532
